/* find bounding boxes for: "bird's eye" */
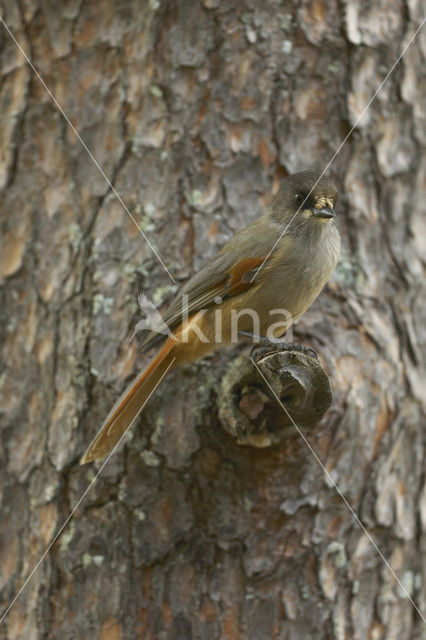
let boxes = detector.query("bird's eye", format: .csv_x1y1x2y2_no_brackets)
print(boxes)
295,193,304,206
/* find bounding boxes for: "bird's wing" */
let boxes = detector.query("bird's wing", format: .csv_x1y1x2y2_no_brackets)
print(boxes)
139,216,278,352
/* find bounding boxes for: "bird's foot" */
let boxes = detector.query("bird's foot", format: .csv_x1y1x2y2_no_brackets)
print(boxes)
238,331,319,362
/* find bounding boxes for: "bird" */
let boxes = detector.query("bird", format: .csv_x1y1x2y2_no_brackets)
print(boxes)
81,170,341,463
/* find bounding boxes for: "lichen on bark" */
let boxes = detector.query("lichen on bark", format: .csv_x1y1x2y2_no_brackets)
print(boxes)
0,1,425,638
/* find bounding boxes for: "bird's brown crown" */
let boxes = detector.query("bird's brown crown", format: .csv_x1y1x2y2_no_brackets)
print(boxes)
272,170,338,222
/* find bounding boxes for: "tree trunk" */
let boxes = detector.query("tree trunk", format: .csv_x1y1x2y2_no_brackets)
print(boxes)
0,1,425,639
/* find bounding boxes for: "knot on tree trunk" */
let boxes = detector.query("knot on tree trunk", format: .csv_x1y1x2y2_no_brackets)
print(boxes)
218,345,333,447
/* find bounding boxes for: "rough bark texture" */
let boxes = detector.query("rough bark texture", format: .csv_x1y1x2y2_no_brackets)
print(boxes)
0,1,425,639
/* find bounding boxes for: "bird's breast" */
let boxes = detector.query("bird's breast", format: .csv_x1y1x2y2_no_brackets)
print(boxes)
253,225,341,323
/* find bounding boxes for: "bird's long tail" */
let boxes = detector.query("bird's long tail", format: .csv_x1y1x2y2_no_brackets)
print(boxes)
80,338,177,464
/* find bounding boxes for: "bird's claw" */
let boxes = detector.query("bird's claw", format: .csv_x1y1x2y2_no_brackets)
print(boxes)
238,332,319,362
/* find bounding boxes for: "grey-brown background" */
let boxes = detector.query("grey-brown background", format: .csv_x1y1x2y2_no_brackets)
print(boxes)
0,0,425,638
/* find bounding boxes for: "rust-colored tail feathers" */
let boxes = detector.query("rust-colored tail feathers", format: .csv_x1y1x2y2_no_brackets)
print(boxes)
80,338,177,464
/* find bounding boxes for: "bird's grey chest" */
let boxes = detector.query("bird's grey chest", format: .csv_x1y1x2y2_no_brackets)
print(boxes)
302,229,340,287
266,226,340,316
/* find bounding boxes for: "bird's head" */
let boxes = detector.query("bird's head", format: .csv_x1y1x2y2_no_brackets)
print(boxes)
272,170,338,226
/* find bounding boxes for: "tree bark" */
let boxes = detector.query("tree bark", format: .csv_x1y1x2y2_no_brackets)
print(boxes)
0,1,425,639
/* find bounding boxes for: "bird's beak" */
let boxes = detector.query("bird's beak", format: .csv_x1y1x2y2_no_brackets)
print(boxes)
311,206,335,219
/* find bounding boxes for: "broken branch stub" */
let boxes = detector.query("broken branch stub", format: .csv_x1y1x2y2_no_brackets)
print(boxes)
218,347,333,447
